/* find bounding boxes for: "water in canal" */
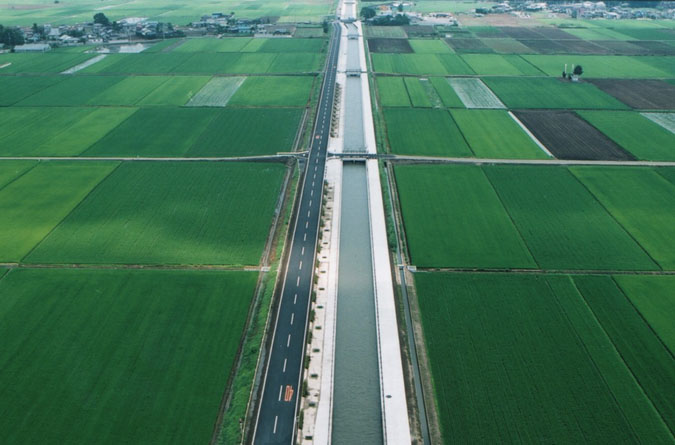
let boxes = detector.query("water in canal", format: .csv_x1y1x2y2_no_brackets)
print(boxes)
331,163,384,444
343,27,365,153
331,20,383,444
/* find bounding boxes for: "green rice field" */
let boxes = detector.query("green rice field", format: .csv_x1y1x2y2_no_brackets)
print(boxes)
0,161,37,189
571,167,675,269
79,53,190,74
228,76,315,106
395,165,536,268
0,52,94,73
409,39,453,54
7,75,238,107
615,275,675,354
0,162,118,262
0,76,64,106
484,165,658,270
84,108,217,157
365,26,407,38
383,108,471,156
26,162,285,266
460,54,543,76
522,55,672,78
376,76,468,108
450,109,548,159
0,267,257,444
16,75,125,106
428,77,464,108
576,111,675,161
223,53,277,74
186,108,302,156
376,77,411,107
268,52,323,73
0,107,136,156
174,38,253,53
415,272,674,444
404,77,433,107
136,75,210,106
87,76,173,105
573,275,675,433
72,51,321,75
370,17,675,445
259,38,325,53
482,38,532,54
395,164,665,271
42,103,298,158
372,53,474,75
483,77,628,109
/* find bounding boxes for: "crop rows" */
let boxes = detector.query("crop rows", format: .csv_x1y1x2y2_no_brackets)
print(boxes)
0,162,285,266
368,51,674,77
74,51,322,74
415,272,674,443
373,20,675,445
382,108,547,159
3,74,314,108
395,164,673,271
0,106,302,157
0,268,258,444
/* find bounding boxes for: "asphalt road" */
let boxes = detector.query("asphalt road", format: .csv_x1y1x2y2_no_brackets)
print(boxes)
252,22,341,445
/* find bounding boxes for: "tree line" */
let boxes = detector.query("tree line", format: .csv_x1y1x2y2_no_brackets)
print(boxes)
0,24,25,46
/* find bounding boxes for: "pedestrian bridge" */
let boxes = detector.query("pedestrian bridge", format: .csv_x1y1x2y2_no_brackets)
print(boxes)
327,152,392,161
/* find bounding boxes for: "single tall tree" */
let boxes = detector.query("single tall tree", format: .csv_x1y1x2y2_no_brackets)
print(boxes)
361,7,376,19
93,12,111,26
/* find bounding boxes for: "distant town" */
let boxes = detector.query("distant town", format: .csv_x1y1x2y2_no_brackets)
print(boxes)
0,11,314,53
2,0,675,53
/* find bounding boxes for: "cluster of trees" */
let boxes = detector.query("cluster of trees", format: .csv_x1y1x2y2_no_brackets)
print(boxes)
371,14,410,25
562,65,584,80
0,24,25,46
93,13,125,32
359,6,410,25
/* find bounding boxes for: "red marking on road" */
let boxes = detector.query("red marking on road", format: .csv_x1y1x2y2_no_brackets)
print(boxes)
284,385,294,402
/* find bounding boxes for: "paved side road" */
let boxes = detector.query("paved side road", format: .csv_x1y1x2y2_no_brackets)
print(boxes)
252,22,342,445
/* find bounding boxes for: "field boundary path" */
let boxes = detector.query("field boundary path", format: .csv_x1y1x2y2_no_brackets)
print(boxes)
251,21,341,445
416,268,675,275
388,155,675,167
0,262,262,271
4,154,673,167
0,155,302,162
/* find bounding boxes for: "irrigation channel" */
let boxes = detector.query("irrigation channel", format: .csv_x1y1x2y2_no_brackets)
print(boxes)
330,20,384,444
331,164,383,443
